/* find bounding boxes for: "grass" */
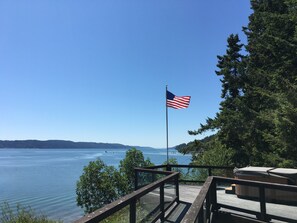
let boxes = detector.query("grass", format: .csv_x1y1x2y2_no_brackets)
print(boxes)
0,202,62,223
100,200,159,223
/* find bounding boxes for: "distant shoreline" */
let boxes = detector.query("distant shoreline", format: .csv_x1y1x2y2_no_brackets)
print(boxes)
0,140,174,150
0,140,131,149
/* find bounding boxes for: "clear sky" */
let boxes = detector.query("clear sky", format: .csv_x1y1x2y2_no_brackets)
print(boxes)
0,1,252,148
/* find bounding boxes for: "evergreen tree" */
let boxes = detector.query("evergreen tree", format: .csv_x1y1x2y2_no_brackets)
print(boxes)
190,0,297,168
242,0,297,166
190,34,248,166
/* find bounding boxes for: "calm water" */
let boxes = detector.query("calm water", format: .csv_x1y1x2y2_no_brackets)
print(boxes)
0,148,191,222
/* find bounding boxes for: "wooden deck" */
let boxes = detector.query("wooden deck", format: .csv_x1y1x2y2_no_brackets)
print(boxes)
163,184,201,223
178,184,202,203
74,166,297,223
163,184,297,223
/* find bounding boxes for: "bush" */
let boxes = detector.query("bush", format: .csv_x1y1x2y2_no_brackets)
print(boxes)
119,148,153,191
76,148,155,213
0,202,61,223
76,159,128,213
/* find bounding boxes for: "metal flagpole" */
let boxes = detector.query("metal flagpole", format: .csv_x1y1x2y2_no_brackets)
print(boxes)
166,85,169,164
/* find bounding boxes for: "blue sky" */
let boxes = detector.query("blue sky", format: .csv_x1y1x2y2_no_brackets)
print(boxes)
0,1,252,148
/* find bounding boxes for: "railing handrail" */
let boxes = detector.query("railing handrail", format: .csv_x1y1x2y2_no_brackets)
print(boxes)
144,164,235,184
145,164,167,169
167,164,235,169
74,171,179,223
146,164,235,169
215,176,297,192
134,167,173,175
181,176,214,223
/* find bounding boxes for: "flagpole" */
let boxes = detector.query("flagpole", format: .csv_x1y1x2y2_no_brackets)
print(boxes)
166,85,169,165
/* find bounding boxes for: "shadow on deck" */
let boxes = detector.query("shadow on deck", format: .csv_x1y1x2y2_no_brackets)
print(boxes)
164,201,191,223
212,212,266,223
163,184,200,222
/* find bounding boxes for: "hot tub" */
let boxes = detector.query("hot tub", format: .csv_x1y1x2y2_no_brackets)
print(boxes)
234,166,297,203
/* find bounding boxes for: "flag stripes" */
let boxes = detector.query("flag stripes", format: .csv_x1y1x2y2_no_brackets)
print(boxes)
166,91,191,109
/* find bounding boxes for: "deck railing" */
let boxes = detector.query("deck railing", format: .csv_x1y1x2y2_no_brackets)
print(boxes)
75,165,297,223
147,164,234,184
74,165,234,223
182,176,297,223
74,168,179,223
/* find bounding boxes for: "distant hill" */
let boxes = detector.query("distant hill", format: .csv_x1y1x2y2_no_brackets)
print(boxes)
175,135,214,154
0,140,131,149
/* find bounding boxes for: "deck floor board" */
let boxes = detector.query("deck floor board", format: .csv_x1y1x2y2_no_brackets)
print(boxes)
164,184,297,223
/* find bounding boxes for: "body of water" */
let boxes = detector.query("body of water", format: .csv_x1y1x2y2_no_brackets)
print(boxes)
0,148,191,222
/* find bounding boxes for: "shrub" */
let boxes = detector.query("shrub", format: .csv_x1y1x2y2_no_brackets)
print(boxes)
0,202,61,223
76,159,128,213
119,148,153,191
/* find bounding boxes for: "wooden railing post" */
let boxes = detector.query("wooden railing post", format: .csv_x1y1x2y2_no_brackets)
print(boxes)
134,169,138,191
208,167,212,176
259,185,267,221
198,208,204,223
205,192,210,221
160,182,165,222
152,172,156,182
210,178,217,212
130,198,136,223
175,175,180,203
166,164,171,171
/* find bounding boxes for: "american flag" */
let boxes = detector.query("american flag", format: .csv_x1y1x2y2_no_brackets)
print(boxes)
166,90,191,109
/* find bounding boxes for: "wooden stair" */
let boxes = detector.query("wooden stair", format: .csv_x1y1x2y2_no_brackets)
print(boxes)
225,184,236,194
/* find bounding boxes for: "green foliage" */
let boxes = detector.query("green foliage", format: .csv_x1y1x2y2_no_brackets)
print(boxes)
100,206,130,223
76,148,155,214
0,202,61,223
176,136,215,162
119,148,153,191
189,137,235,180
241,0,297,167
161,157,179,172
193,137,234,167
100,201,157,223
76,159,128,213
162,158,178,165
189,0,297,168
176,140,204,156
